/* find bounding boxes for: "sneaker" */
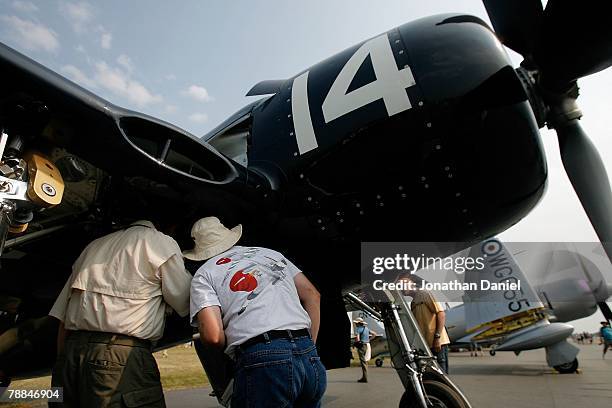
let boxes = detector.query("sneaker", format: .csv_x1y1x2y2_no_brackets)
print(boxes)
357,378,368,383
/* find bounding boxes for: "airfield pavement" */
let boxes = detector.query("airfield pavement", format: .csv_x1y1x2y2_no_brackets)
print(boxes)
164,343,612,408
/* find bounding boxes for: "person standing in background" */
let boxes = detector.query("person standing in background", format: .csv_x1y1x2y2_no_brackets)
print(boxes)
400,276,451,374
354,317,371,383
600,321,612,359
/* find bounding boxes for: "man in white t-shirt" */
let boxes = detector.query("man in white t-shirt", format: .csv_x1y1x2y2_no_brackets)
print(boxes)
187,217,326,407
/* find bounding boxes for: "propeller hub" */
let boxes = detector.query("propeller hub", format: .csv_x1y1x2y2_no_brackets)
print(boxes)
540,82,582,130
515,67,547,128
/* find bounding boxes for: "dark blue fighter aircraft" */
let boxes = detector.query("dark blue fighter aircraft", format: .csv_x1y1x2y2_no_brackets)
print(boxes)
0,1,611,407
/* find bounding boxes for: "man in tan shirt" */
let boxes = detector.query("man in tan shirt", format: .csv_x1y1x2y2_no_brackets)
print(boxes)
49,220,192,407
401,276,450,374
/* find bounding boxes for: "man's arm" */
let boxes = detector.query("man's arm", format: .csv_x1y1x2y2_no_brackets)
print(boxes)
422,291,446,352
161,254,192,317
56,321,67,355
294,273,321,343
197,306,225,349
49,272,76,356
433,310,446,352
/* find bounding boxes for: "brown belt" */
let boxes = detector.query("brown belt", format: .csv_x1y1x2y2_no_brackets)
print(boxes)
67,330,152,349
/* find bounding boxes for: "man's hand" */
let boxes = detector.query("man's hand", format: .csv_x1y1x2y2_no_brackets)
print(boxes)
432,338,442,353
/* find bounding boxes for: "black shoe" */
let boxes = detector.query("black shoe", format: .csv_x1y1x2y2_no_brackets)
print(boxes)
357,378,368,383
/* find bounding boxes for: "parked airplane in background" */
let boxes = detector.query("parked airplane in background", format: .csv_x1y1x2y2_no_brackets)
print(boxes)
348,238,611,374
444,238,612,373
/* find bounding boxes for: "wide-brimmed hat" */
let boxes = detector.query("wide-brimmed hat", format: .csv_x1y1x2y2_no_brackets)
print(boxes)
353,317,367,325
183,217,242,261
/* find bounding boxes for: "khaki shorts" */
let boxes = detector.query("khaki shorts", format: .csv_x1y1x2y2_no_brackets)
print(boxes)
50,331,165,407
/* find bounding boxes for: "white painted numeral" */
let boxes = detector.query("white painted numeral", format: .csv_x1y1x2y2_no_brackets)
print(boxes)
291,33,416,155
322,34,415,123
291,71,318,154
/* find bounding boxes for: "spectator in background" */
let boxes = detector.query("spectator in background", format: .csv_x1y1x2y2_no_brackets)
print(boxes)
353,317,371,383
600,321,612,359
469,341,483,357
400,276,451,374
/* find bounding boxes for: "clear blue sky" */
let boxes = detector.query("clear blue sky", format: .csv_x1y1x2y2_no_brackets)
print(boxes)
0,0,610,330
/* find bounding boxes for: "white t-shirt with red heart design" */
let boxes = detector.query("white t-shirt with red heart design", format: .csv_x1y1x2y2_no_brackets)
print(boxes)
190,246,311,357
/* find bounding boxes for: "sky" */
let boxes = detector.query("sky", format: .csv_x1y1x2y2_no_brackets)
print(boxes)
0,0,610,331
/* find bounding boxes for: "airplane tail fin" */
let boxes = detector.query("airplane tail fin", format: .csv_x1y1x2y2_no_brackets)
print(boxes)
463,238,545,335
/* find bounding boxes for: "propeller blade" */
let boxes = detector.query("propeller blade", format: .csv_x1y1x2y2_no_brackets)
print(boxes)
598,302,612,323
535,0,612,91
482,0,543,57
556,119,612,263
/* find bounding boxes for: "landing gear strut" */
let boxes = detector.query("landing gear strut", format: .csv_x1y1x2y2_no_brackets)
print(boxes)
345,291,471,408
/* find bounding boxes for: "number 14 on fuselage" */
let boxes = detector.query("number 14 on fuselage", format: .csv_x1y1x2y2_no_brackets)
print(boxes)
291,33,417,155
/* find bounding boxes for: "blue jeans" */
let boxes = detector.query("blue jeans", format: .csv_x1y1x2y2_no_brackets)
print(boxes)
232,336,327,408
433,345,449,374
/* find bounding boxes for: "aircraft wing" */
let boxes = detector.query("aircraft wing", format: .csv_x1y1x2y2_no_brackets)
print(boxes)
0,42,241,190
455,326,494,344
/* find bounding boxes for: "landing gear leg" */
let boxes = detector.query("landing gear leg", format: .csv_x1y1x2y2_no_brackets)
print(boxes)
345,291,471,408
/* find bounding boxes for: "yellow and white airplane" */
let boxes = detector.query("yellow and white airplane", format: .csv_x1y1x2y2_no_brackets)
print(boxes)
443,238,612,373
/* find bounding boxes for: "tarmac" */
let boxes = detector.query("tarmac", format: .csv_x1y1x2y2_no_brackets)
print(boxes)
165,343,612,408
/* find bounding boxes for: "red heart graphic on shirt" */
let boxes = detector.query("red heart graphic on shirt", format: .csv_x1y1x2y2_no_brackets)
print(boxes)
230,270,258,292
216,257,231,265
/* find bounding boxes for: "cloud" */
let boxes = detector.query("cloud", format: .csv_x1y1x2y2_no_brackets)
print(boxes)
61,64,97,89
0,15,59,52
182,85,214,102
59,59,162,107
12,1,38,13
93,61,162,107
60,1,93,33
188,113,208,123
100,32,112,49
116,54,133,73
164,105,178,114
